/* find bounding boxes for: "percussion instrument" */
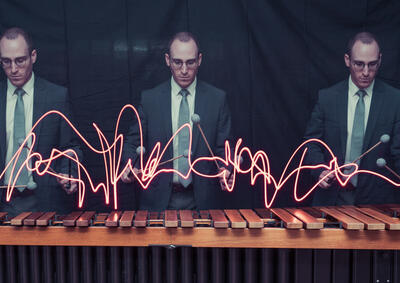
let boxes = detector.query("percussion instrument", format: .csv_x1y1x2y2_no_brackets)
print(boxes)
0,205,399,283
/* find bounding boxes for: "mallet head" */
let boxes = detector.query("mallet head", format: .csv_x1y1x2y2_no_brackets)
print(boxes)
191,114,201,124
376,158,387,168
26,181,38,190
380,134,390,144
136,146,146,155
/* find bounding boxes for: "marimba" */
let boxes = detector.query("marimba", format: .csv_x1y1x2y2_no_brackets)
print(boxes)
0,206,399,283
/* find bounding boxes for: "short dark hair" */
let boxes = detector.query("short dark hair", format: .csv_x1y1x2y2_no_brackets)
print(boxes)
0,27,34,54
347,31,380,57
167,32,200,55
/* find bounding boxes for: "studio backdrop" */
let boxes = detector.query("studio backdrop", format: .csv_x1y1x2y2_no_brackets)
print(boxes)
0,0,399,210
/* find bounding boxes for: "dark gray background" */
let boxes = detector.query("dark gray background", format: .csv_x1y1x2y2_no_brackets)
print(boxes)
1,0,399,210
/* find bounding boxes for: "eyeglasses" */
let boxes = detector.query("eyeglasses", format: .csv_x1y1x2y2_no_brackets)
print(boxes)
350,59,380,72
170,58,198,70
0,56,30,68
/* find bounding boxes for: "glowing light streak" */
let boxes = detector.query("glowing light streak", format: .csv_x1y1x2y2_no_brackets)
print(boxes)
2,105,400,209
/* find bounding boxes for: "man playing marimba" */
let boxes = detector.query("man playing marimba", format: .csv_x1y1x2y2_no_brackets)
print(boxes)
0,27,82,215
122,32,233,211
304,31,400,205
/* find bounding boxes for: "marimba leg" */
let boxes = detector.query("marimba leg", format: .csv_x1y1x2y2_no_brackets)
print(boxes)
138,247,148,283
212,248,225,283
151,246,162,283
228,248,241,283
352,250,372,282
110,247,121,283
56,246,66,283
166,245,177,283
294,249,312,283
244,248,256,283
82,246,93,283
181,246,192,283
261,248,274,282
95,246,106,283
332,249,351,282
373,250,394,283
68,246,79,283
42,246,53,283
30,246,41,283
5,246,16,283
394,250,400,283
17,246,28,283
123,247,134,283
196,247,209,283
0,246,4,283
277,248,289,283
313,249,332,282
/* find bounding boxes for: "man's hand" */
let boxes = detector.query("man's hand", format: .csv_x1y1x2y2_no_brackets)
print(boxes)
121,167,141,183
57,173,78,194
318,170,335,189
218,167,234,191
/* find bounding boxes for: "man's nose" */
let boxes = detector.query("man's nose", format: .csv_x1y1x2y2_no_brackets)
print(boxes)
362,65,370,76
11,61,18,73
181,63,188,74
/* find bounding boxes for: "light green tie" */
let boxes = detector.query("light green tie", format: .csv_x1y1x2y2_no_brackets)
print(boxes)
177,89,192,187
348,89,366,186
13,88,29,190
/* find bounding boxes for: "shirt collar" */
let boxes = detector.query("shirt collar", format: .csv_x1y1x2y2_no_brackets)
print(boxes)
171,76,197,97
348,75,374,97
7,72,35,96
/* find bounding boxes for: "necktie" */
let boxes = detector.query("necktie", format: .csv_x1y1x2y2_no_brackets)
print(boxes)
348,89,366,186
13,88,29,190
177,89,192,187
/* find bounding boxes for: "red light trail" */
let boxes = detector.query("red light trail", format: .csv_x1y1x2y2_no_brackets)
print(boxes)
1,105,399,209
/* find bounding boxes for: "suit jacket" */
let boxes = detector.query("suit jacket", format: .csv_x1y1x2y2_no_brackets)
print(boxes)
304,79,400,205
0,76,82,215
124,80,232,210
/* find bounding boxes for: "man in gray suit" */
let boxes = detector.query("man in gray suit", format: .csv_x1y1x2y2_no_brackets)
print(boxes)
304,32,400,206
0,27,81,216
122,32,232,210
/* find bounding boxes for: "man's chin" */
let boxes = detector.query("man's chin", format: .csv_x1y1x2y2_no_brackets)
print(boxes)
10,79,24,88
357,80,372,89
177,80,192,89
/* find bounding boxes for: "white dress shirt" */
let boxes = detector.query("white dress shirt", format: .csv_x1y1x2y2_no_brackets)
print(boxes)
344,76,374,164
5,73,35,184
171,77,196,183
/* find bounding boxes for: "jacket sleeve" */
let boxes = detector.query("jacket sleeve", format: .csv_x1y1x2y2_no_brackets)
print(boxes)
303,91,327,179
123,95,147,168
57,88,83,176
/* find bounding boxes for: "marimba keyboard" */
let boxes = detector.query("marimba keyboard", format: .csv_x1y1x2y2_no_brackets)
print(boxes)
4,205,400,228
0,206,399,283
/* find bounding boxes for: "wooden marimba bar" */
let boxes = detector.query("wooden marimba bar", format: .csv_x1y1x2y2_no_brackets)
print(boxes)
0,205,399,283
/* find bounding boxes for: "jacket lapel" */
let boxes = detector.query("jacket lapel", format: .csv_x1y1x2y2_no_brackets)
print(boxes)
362,80,384,152
337,81,348,162
0,81,7,166
32,77,46,151
192,81,207,156
159,82,173,158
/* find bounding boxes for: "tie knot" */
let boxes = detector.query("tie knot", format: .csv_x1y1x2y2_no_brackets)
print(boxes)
179,89,189,98
356,89,366,98
14,88,25,97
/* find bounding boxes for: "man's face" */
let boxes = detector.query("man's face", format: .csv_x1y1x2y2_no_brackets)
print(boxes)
0,35,36,88
165,39,202,89
344,40,381,89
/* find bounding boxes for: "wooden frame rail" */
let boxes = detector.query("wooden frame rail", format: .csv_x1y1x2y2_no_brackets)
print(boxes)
1,205,400,250
0,226,399,250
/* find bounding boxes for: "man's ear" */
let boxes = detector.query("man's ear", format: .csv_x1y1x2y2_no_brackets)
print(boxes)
31,49,37,64
344,53,350,68
197,53,202,66
165,53,170,67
